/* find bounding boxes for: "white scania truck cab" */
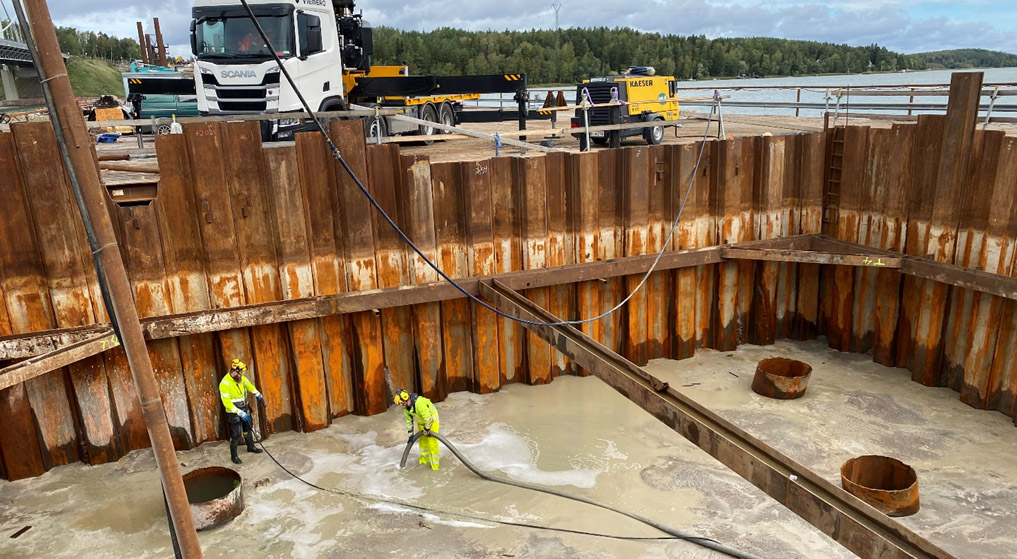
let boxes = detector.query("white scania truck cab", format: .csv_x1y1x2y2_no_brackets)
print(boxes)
191,0,348,139
189,0,534,142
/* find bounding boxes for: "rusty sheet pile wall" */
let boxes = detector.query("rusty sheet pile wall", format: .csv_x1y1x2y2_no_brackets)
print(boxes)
1,110,1015,481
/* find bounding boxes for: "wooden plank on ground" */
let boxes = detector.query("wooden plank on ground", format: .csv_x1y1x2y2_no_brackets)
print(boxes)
265,144,329,432
331,120,388,415
463,158,501,392
491,157,525,386
518,156,552,384
296,131,354,418
153,133,221,445
399,154,445,400
431,161,475,393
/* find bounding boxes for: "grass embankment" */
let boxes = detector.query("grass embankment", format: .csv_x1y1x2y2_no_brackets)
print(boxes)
1,57,124,101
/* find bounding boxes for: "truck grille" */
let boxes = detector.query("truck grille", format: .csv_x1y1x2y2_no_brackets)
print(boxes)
217,100,268,111
217,88,267,100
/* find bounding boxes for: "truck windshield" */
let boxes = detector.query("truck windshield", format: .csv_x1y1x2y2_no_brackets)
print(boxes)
195,14,294,60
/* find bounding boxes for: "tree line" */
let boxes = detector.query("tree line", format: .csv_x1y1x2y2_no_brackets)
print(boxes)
2,21,140,63
919,49,1017,70
373,27,1015,84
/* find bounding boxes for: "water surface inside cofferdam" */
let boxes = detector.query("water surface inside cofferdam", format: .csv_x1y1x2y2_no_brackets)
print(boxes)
16,343,990,558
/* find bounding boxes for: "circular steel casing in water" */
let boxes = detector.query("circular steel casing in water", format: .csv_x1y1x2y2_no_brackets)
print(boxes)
841,455,920,517
751,357,813,399
182,466,245,530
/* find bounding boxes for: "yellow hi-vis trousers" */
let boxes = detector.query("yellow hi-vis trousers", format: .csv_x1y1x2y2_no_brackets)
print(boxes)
417,420,440,470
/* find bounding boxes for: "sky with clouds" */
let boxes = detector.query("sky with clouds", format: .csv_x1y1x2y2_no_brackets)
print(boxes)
12,0,1016,57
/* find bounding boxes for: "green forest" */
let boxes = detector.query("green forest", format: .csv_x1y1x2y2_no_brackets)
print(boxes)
4,19,1015,85
372,27,1015,83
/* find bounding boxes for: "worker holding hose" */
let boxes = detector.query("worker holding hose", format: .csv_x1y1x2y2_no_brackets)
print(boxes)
220,359,265,465
395,389,440,470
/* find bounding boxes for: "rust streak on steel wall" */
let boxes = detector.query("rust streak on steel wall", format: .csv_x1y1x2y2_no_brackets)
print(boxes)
114,201,195,450
679,139,717,353
622,147,650,364
870,125,913,366
545,152,575,376
331,120,386,416
15,121,122,465
714,138,756,350
894,115,946,372
775,135,801,339
463,158,501,393
941,130,996,398
182,121,257,429
0,131,50,479
827,126,868,352
154,134,221,445
220,122,293,435
986,137,1017,417
947,131,1010,407
399,154,445,401
645,145,672,360
264,145,328,432
850,126,879,353
793,132,825,339
366,144,415,400
11,122,91,468
570,151,600,375
490,157,525,386
912,73,981,386
750,135,786,346
597,149,624,355
296,132,353,418
431,161,474,394
518,156,552,384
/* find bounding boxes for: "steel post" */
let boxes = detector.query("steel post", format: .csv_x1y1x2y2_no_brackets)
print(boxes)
17,1,203,557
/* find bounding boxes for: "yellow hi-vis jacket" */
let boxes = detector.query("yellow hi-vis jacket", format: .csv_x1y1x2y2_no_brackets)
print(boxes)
403,395,438,433
220,373,261,414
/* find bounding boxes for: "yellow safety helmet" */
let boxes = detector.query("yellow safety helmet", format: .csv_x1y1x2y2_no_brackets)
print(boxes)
393,389,410,405
231,359,247,373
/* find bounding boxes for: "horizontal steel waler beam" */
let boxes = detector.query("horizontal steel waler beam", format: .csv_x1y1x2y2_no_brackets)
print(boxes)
479,278,955,559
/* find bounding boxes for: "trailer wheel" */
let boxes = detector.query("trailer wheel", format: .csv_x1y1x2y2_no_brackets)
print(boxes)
365,114,387,142
438,101,455,133
644,116,665,145
418,103,439,145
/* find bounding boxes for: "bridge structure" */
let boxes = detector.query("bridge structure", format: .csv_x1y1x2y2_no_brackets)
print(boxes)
1,38,33,101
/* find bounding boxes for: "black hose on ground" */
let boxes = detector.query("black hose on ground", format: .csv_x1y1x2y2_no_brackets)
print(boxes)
401,431,766,559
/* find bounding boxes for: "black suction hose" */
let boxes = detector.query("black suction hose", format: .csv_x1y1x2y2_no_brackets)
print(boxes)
401,432,766,559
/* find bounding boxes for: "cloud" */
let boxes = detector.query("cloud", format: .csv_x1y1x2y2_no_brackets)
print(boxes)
21,0,1016,56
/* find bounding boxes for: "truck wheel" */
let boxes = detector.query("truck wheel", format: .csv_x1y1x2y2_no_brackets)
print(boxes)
418,103,439,145
365,114,387,142
644,117,665,145
438,101,455,133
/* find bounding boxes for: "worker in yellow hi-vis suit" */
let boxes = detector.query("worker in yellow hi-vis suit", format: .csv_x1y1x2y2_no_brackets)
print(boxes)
394,389,440,470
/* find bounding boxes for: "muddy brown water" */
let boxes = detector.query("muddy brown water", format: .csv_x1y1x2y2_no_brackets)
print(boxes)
2,339,1015,558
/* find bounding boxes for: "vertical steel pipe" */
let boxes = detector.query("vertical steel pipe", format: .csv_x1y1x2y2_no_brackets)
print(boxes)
17,1,202,556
